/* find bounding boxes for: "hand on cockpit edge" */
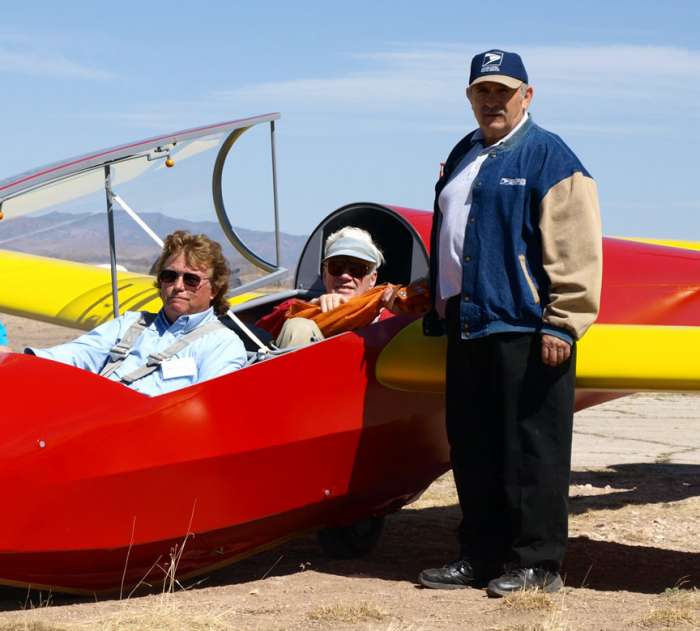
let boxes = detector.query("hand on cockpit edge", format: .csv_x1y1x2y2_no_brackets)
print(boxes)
381,285,400,313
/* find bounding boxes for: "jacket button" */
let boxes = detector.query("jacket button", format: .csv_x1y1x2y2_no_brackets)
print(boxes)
469,217,476,224
462,323,469,331
463,255,471,262
463,295,470,301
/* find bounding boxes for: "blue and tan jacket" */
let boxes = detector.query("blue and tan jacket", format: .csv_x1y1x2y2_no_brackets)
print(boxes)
424,116,602,344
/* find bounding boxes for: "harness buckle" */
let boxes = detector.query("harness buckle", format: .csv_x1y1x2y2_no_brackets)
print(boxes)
108,342,132,362
146,352,168,366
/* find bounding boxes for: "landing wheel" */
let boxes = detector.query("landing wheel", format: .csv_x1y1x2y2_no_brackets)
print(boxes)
317,515,385,559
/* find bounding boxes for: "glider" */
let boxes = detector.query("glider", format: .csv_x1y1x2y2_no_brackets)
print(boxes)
0,114,698,594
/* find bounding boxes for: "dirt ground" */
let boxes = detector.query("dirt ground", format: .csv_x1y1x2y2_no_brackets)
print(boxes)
0,312,698,631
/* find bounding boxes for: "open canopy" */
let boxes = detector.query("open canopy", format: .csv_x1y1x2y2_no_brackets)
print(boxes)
0,113,285,318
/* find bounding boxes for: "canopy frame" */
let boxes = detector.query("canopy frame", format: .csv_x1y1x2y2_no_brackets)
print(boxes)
0,113,285,322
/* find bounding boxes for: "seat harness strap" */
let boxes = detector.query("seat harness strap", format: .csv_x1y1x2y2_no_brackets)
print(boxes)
100,312,158,379
100,313,226,384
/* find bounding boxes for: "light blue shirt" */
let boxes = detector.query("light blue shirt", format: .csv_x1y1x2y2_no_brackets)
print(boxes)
0,321,8,346
28,308,246,396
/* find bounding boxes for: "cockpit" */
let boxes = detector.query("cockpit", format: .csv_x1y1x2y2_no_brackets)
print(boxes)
231,201,430,334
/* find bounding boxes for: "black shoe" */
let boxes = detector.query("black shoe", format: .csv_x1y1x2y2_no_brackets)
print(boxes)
486,567,563,597
418,559,478,590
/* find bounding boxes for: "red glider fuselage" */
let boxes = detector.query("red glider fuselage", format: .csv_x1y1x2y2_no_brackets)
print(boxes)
1,205,699,593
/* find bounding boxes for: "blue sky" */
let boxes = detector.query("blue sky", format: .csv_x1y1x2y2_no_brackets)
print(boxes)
1,1,698,238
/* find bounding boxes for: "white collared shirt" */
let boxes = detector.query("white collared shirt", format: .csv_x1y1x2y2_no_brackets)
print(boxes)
437,113,529,315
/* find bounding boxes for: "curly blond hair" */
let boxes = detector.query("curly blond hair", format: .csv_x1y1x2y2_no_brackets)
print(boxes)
153,230,230,315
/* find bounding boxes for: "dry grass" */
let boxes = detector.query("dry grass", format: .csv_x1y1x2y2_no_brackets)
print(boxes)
501,590,555,612
486,622,570,631
307,601,387,623
21,591,54,611
0,623,68,631
240,605,284,615
636,587,699,628
70,613,230,630
363,624,423,631
637,608,696,628
1,519,236,631
492,589,572,631
4,598,239,631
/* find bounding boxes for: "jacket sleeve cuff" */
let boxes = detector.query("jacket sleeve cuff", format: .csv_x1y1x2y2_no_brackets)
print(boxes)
541,325,574,346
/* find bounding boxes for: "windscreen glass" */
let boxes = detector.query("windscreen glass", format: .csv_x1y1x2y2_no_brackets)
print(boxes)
0,125,289,287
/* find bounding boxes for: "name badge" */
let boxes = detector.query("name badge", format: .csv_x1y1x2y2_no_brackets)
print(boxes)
161,356,197,380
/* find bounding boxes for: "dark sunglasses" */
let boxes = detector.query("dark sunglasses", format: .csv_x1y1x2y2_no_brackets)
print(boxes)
158,269,210,289
325,258,372,278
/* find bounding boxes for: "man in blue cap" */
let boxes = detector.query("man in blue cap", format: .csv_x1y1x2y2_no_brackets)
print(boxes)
420,50,602,596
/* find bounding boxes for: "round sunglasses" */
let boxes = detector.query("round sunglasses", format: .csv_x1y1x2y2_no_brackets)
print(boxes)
325,258,372,278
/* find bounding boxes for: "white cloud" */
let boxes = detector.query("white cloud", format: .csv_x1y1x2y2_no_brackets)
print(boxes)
525,44,700,78
0,46,113,80
213,73,456,111
87,43,700,140
213,43,700,111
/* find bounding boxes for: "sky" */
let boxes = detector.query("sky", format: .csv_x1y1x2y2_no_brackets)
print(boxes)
1,0,699,239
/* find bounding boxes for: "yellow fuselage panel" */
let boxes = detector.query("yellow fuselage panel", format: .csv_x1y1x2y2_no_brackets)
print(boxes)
376,320,700,393
576,324,700,390
619,237,700,252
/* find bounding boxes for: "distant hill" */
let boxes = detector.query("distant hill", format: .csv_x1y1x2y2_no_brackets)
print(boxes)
0,211,308,285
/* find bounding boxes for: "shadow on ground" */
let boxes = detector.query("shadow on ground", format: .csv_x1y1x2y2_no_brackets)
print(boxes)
1,462,697,610
569,463,700,514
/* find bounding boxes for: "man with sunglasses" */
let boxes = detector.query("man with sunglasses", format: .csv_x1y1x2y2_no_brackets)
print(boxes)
257,226,391,346
23,231,246,396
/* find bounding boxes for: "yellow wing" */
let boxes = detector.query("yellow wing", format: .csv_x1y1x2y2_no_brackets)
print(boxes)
0,249,256,331
375,320,700,393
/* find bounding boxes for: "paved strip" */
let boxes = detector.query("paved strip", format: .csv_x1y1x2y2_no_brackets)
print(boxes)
573,393,700,467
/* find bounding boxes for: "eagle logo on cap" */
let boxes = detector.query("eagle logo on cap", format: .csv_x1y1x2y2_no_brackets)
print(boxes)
482,51,503,69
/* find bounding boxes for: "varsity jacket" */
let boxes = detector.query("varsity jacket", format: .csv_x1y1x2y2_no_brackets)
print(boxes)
423,116,602,344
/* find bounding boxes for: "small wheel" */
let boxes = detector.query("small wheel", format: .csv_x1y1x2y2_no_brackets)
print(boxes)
317,516,385,559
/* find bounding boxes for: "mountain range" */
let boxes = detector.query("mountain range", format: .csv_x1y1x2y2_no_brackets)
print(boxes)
0,211,308,284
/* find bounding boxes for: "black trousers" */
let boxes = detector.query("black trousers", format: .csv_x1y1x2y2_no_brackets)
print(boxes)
445,298,576,571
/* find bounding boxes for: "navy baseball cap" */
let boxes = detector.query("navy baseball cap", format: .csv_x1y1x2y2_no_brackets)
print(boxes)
469,50,528,88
